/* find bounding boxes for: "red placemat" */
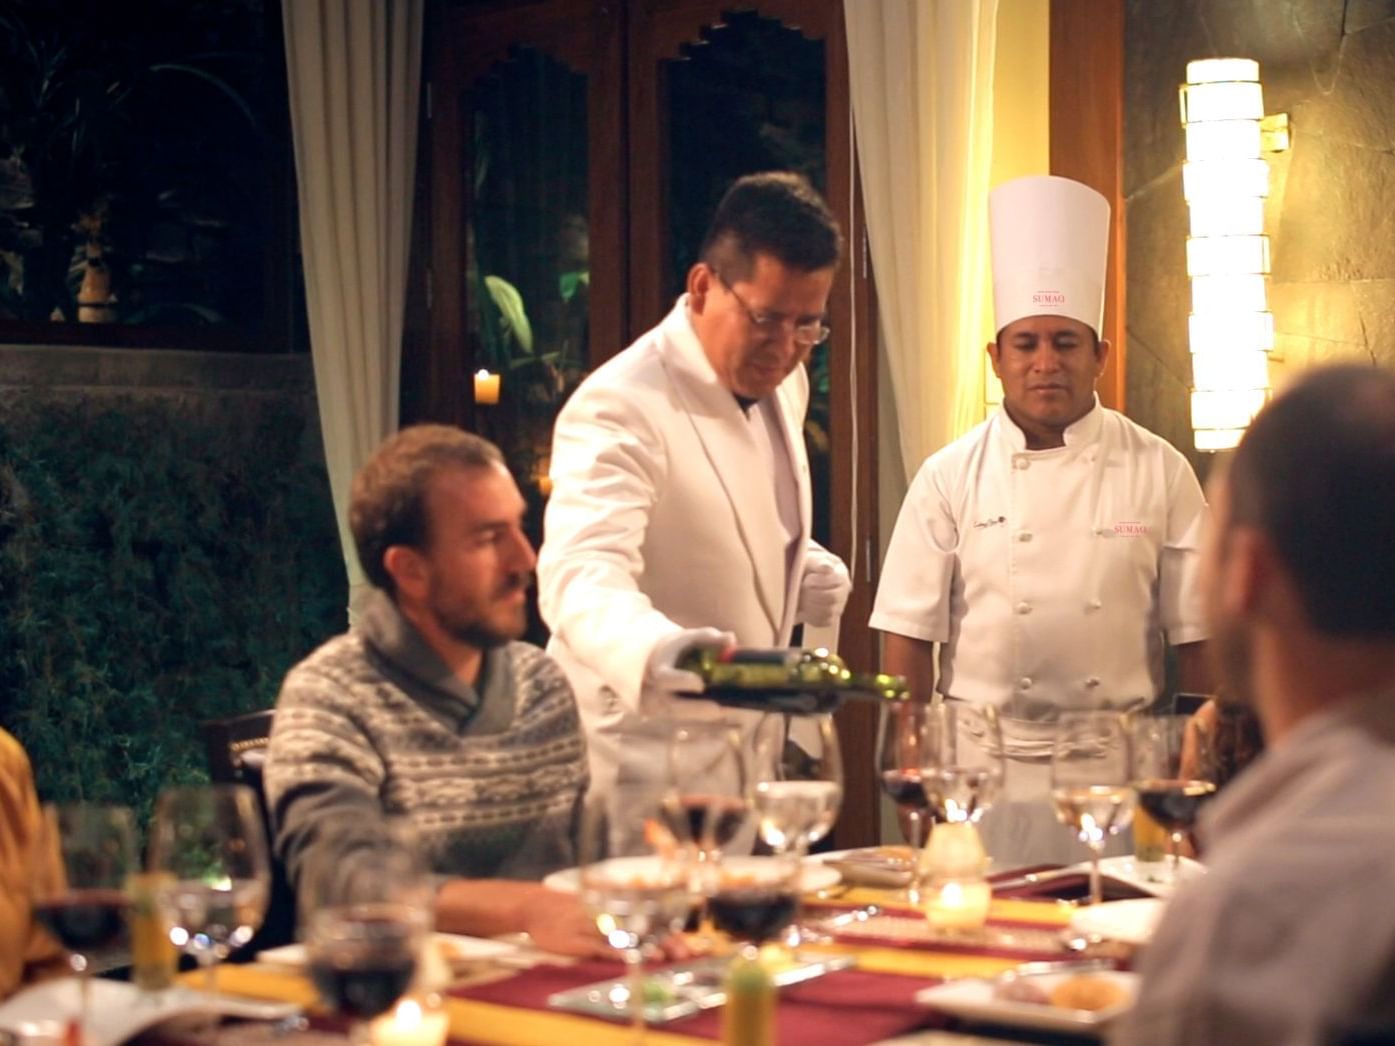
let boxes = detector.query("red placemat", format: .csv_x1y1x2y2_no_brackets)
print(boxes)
452,960,946,1046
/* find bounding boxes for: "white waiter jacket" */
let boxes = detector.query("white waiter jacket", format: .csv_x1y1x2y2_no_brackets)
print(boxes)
538,296,824,806
871,399,1208,712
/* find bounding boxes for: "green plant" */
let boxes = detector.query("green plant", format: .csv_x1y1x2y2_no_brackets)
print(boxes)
0,396,346,827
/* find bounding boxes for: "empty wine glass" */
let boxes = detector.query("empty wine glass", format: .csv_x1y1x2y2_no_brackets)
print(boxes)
148,783,271,996
876,701,935,901
1130,712,1218,881
302,825,432,1044
31,802,137,1045
1050,711,1135,905
577,793,696,1042
919,702,1005,828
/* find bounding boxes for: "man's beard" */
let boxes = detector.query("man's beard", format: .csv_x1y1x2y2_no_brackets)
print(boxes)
430,575,530,650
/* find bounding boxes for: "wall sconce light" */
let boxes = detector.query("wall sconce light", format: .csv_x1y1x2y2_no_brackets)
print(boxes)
1180,57,1288,452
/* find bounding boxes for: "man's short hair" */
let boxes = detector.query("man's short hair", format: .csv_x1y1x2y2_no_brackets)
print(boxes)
699,171,843,280
1228,364,1395,637
350,425,504,594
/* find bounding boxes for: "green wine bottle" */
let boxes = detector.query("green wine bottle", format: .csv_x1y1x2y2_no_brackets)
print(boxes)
675,646,909,714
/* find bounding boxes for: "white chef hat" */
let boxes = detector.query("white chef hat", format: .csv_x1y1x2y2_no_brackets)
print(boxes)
989,175,1110,336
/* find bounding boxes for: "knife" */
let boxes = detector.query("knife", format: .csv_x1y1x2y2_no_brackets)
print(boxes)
989,867,1083,893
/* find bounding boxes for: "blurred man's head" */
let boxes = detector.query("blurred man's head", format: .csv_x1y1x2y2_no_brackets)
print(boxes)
687,172,842,399
351,425,535,649
1203,365,1395,704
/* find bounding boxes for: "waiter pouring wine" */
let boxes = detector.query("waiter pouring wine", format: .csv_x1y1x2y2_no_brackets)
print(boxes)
871,175,1213,867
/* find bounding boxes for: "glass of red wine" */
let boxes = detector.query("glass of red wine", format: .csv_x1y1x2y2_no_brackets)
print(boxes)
1130,712,1218,881
876,702,935,901
706,849,802,947
148,783,271,998
302,824,432,1044
31,802,138,1045
663,721,752,934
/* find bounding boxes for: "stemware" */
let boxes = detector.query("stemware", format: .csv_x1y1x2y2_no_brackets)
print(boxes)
577,792,696,1043
302,825,433,1044
751,713,842,946
1050,711,1135,905
915,702,1005,898
875,702,935,900
148,783,271,996
31,802,138,1045
1130,712,1218,880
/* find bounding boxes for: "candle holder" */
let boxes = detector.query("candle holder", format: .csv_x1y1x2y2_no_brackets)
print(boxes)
473,369,501,405
922,821,991,933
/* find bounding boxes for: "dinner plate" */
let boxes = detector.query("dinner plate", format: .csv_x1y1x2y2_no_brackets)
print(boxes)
916,970,1139,1037
258,931,518,966
542,855,840,894
1068,898,1166,946
0,977,300,1046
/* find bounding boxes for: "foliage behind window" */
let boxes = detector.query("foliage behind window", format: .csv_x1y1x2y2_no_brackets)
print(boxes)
0,396,346,823
0,0,289,334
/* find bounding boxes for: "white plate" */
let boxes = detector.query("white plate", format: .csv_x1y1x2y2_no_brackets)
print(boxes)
1068,898,1166,946
916,970,1139,1037
810,847,913,888
0,977,299,1046
542,855,840,894
1069,854,1205,898
258,931,518,966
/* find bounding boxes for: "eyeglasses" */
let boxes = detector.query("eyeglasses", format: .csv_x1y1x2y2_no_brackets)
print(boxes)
713,269,831,348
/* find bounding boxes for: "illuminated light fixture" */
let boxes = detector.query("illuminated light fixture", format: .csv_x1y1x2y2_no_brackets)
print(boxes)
1180,57,1288,452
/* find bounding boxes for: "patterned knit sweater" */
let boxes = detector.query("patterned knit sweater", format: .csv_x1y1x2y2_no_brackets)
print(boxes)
265,592,588,891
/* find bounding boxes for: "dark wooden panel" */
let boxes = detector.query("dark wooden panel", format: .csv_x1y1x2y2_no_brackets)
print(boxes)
1050,0,1126,411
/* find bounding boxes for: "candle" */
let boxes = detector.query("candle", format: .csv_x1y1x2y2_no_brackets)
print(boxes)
926,876,992,930
473,369,500,405
370,996,449,1046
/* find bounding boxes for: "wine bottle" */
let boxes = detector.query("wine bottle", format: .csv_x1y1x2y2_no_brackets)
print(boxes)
675,646,909,714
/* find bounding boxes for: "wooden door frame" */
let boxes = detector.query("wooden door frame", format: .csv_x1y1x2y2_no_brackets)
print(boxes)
625,0,880,848
1050,0,1126,411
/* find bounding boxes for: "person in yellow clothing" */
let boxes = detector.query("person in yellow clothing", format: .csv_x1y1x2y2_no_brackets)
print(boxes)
0,728,67,998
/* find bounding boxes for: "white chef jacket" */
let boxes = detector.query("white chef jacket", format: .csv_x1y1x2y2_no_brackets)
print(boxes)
871,399,1209,712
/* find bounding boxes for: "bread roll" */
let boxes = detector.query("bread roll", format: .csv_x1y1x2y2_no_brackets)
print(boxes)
1048,974,1128,1011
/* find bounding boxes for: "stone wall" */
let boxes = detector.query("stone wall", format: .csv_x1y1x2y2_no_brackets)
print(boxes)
1124,0,1395,474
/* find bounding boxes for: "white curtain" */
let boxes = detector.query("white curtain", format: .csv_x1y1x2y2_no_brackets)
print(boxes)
845,0,999,481
282,0,424,620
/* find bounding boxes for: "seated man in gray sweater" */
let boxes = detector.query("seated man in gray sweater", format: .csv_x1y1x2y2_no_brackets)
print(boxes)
266,424,607,957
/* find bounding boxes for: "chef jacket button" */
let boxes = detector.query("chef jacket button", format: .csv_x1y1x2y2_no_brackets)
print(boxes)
1014,456,1030,470
1018,677,1033,691
1016,530,1032,542
1086,598,1103,612
1085,676,1101,688
1016,602,1032,615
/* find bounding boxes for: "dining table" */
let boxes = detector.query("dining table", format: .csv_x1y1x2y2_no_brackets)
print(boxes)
159,861,1146,1046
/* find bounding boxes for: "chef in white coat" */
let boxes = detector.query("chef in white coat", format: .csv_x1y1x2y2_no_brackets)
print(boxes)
871,175,1211,867
538,172,853,823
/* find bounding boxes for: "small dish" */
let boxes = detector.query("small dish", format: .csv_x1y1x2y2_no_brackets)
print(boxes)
916,969,1138,1037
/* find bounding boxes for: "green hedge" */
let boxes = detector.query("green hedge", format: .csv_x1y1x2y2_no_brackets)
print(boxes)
0,396,347,824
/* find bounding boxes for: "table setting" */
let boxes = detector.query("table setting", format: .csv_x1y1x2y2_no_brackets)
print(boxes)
0,703,1224,1045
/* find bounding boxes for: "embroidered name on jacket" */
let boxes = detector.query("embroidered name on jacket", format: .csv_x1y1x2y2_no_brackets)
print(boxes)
1113,521,1150,536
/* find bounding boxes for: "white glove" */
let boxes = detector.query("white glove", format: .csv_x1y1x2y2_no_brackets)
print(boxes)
796,547,852,627
645,627,737,694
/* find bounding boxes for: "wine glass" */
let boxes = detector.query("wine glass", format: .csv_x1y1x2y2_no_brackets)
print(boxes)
302,826,433,1044
1050,711,1135,905
919,702,1005,828
577,792,696,1042
663,720,752,946
148,783,271,996
876,702,936,901
31,802,137,1045
1130,712,1217,881
751,713,842,945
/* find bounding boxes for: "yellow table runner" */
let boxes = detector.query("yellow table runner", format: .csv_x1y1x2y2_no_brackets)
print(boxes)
198,895,1075,1045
